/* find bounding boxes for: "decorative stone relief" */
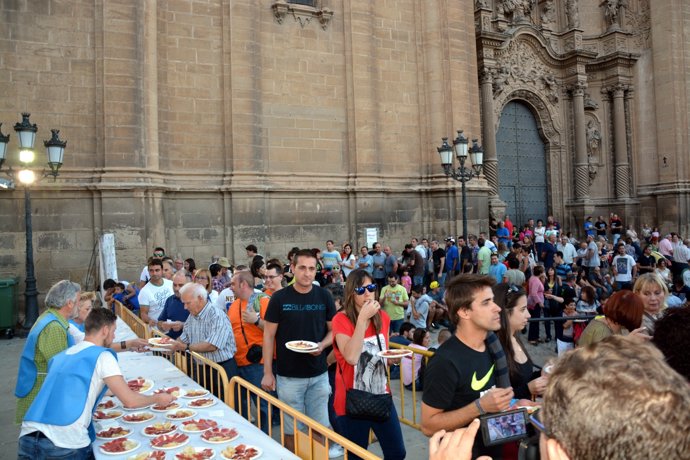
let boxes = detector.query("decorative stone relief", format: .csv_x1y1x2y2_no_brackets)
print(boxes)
565,0,580,28
272,0,333,30
584,93,599,110
627,0,651,49
497,0,536,24
540,0,556,28
601,0,624,31
492,40,560,107
586,117,602,184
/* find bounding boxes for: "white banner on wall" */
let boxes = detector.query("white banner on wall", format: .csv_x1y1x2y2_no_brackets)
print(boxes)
98,233,118,293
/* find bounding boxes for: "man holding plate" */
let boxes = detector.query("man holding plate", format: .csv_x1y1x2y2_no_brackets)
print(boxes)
261,249,338,455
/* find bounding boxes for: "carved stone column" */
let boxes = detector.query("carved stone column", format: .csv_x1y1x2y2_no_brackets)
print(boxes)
571,81,589,199
612,84,630,198
480,68,498,198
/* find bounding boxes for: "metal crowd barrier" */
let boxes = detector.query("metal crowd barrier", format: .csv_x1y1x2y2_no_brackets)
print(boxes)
113,306,376,459
387,342,434,430
228,376,380,460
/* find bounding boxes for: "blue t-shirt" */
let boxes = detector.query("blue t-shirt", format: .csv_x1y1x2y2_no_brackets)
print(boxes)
445,245,459,272
158,295,189,339
488,263,507,284
496,227,510,244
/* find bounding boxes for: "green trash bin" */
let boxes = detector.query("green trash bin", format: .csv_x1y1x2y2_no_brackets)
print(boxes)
0,277,19,330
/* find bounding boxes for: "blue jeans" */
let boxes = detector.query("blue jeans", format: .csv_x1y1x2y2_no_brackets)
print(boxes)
389,319,404,336
18,432,94,460
412,275,424,287
337,404,406,460
237,363,271,434
277,372,330,435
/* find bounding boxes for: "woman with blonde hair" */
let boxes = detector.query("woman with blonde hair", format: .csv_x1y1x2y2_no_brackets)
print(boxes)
633,273,668,335
194,268,218,304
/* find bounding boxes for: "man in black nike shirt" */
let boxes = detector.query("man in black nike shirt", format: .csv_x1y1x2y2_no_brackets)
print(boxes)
421,274,514,458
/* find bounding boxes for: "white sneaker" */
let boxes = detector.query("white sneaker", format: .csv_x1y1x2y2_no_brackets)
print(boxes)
328,443,345,458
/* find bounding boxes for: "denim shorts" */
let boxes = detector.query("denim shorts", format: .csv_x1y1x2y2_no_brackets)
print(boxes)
276,371,330,435
18,432,94,460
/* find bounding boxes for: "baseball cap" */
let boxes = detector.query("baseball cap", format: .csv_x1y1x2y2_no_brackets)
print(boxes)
430,281,440,289
445,237,456,243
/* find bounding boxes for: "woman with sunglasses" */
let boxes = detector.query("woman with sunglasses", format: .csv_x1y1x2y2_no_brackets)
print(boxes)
495,283,549,400
340,243,357,279
332,269,406,459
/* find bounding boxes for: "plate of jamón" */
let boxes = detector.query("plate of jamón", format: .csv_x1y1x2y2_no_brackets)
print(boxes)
187,398,216,409
99,438,140,456
97,399,119,411
128,451,166,460
175,447,216,460
154,386,181,397
220,444,262,460
152,401,181,412
142,422,178,437
96,426,132,440
123,412,156,424
166,409,197,421
200,427,239,444
94,410,124,421
150,433,190,450
128,378,154,393
180,419,218,433
149,336,176,347
181,389,210,399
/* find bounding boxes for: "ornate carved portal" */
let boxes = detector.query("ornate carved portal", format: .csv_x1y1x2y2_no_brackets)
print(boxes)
475,1,647,230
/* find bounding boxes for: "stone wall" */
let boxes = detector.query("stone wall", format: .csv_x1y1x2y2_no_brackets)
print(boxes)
0,0,489,316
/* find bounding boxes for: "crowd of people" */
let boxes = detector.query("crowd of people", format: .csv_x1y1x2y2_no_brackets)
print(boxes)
13,213,690,459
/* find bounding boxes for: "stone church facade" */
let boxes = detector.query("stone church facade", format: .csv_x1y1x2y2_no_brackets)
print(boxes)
0,0,688,303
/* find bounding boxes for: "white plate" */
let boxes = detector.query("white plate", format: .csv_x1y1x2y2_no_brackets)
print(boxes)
219,445,262,460
166,409,197,421
128,451,166,460
180,419,218,433
122,412,156,424
152,402,182,412
154,387,182,397
181,389,210,399
200,428,239,444
99,439,141,456
175,447,217,460
151,434,190,450
94,410,124,421
123,404,153,411
96,426,132,440
148,337,176,347
285,340,318,353
376,349,412,359
142,422,178,437
96,399,120,411
128,378,155,393
187,398,217,409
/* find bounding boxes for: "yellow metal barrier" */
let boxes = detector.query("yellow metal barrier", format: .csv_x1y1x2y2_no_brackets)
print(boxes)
228,376,381,460
115,301,151,339
187,350,231,405
388,342,435,430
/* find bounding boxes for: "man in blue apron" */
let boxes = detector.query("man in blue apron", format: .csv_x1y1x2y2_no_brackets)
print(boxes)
18,308,174,459
15,280,82,423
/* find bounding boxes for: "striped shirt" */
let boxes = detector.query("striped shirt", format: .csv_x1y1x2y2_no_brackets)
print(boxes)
180,302,236,363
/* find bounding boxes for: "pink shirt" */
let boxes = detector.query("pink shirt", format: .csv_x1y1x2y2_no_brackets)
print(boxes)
527,276,544,308
659,238,673,257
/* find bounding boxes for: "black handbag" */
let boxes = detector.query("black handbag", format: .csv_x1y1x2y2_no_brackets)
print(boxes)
340,334,392,422
239,299,263,364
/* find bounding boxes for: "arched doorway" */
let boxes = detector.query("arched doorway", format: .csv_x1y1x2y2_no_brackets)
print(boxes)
496,100,548,227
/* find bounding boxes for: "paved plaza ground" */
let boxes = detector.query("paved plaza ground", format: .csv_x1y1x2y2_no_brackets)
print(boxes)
0,329,556,459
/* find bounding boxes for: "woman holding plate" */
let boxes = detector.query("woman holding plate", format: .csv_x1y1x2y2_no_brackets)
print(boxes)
332,269,406,459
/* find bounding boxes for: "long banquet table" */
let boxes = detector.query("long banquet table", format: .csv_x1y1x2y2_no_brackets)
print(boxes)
93,352,299,459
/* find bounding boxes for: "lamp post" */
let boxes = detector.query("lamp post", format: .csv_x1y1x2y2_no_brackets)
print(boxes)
0,113,67,330
437,130,484,238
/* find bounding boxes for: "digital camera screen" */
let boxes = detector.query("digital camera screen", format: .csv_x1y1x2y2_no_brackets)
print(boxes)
481,408,529,446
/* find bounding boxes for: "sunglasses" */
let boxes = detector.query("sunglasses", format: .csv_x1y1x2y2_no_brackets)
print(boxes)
263,275,281,281
354,284,377,295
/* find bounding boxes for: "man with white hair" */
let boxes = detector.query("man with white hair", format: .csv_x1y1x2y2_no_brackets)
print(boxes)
171,283,238,385
15,280,81,423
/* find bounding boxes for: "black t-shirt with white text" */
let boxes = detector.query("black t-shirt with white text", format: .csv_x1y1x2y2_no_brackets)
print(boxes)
265,285,336,378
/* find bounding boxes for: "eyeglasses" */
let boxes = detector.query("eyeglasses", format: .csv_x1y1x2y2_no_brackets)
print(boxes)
354,284,377,295
529,409,552,438
153,253,164,257
263,275,281,281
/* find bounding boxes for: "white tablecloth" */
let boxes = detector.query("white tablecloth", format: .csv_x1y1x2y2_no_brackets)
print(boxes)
114,317,139,343
93,353,299,460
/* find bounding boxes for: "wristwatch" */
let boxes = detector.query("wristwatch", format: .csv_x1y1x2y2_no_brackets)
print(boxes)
186,343,190,352
254,317,261,326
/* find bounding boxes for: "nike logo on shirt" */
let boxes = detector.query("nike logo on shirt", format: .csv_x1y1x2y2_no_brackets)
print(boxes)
471,364,495,391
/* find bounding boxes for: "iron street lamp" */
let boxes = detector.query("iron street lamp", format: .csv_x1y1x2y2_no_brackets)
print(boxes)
437,130,484,239
0,113,67,331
